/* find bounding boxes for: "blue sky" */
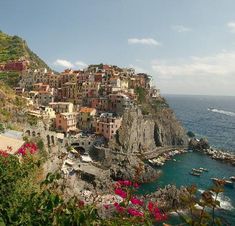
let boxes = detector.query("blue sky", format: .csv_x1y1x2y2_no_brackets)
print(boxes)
1,0,235,95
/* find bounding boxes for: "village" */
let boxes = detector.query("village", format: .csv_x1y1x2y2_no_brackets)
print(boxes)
0,59,162,184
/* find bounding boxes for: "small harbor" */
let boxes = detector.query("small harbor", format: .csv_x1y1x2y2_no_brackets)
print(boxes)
140,151,235,225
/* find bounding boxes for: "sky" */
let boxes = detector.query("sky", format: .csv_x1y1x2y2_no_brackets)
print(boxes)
1,0,235,96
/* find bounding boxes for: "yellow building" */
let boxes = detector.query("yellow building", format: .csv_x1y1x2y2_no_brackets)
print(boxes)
78,107,96,131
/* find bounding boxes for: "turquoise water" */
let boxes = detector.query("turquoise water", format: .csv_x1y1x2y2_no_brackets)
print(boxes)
140,152,235,224
140,95,235,225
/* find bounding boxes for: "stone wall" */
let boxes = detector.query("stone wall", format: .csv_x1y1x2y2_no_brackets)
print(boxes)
23,123,61,148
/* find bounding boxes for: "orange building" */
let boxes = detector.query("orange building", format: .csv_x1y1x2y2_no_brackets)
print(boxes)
55,112,77,132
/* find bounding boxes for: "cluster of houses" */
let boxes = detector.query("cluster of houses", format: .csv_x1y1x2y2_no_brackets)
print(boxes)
0,59,29,72
15,64,160,141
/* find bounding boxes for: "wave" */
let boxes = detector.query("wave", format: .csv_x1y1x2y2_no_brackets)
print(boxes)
198,189,234,211
208,108,235,117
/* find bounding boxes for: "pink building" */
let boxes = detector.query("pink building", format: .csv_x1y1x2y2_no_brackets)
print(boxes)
55,112,77,133
95,113,122,140
91,97,109,111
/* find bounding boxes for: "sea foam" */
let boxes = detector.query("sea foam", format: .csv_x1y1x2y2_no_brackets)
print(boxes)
198,189,234,211
208,108,235,117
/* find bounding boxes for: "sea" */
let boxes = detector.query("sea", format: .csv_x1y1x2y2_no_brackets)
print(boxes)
140,95,235,225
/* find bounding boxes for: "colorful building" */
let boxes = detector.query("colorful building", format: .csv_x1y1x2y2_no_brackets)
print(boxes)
78,107,96,131
49,102,74,113
55,112,77,133
94,113,122,140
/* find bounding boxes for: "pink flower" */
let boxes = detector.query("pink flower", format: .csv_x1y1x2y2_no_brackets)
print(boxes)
78,200,84,208
154,212,167,221
133,182,140,188
127,207,144,217
130,197,143,206
17,142,38,156
117,180,132,187
0,150,9,158
147,201,167,222
114,188,127,199
113,202,125,213
103,204,110,209
148,201,154,212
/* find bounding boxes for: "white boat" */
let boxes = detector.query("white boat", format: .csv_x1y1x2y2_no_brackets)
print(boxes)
192,168,203,173
230,176,235,182
199,167,208,172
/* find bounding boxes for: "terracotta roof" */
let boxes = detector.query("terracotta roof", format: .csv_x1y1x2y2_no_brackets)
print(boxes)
79,107,96,113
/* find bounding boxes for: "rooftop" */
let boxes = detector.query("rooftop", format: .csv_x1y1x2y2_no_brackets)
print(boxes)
0,135,24,154
79,107,96,113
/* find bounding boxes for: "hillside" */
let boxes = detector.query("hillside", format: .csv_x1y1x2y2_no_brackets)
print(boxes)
0,30,50,70
0,81,27,128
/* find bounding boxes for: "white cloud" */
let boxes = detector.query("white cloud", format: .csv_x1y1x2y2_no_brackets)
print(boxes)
75,61,88,68
151,51,235,95
129,64,147,73
172,25,192,33
128,38,161,46
227,21,235,33
54,59,74,68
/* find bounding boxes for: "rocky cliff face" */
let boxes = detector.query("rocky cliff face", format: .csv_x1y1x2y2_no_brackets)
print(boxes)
110,106,188,154
102,104,188,183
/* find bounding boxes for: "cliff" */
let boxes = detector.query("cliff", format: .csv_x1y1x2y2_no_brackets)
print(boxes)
100,99,188,183
110,106,188,155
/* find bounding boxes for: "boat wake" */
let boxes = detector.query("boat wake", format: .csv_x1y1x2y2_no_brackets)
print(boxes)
208,108,235,117
198,189,234,211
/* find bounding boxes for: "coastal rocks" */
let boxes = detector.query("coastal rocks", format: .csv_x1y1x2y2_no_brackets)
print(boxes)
202,148,235,166
110,155,160,183
147,185,188,210
189,138,235,166
189,138,210,151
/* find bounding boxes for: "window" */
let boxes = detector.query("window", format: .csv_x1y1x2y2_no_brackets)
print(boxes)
111,130,114,133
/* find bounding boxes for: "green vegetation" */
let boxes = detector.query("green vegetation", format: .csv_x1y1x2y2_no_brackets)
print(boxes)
27,115,39,126
135,87,168,115
135,87,147,104
0,145,227,226
0,30,50,70
0,71,20,87
0,81,27,124
0,123,4,133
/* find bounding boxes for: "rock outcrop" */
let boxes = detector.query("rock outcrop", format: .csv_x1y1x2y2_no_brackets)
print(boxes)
110,107,188,154
189,138,210,151
100,105,188,183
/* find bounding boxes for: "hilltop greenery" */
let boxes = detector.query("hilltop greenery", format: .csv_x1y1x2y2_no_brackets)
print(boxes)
135,87,169,115
0,30,50,70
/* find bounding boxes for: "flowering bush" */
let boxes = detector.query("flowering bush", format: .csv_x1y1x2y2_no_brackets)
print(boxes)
17,142,38,156
0,149,9,158
109,180,167,224
0,145,226,226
